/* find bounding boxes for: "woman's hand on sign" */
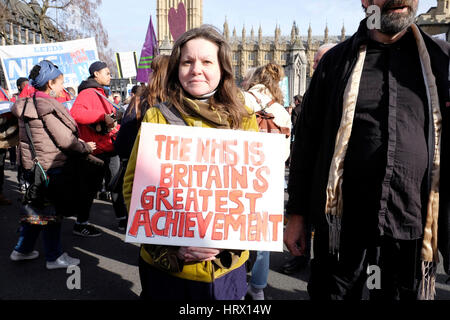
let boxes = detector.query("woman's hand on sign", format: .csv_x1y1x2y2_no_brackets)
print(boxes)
177,247,221,263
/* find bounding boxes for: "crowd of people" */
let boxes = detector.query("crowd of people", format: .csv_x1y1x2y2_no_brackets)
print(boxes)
1,0,450,301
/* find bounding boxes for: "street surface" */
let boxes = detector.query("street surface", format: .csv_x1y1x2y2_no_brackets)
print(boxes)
1,161,449,300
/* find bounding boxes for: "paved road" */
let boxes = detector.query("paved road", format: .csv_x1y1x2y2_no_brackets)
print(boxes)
0,161,449,300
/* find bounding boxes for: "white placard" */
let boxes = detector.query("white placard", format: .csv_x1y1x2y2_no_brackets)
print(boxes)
125,123,286,252
116,52,137,79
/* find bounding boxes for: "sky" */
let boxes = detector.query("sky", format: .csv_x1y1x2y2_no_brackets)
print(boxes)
98,0,437,54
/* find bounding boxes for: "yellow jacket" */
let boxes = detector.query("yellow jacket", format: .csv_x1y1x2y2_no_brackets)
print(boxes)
123,102,259,283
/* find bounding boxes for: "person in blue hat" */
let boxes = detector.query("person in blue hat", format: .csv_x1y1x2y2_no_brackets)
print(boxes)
10,60,96,269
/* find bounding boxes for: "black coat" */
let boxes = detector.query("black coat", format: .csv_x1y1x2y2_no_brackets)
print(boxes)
114,100,151,160
286,20,450,273
291,104,302,133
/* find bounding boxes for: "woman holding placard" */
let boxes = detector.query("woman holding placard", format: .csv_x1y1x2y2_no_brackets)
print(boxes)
123,25,259,300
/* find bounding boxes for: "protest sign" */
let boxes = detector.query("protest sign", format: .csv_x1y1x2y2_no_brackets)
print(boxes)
125,123,286,252
0,38,99,94
280,76,290,107
115,51,138,79
62,99,76,111
0,101,13,115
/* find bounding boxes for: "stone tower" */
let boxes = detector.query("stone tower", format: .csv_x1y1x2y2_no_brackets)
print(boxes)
437,0,450,15
417,0,450,41
156,0,203,46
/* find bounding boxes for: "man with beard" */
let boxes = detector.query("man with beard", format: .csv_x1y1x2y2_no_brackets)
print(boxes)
285,0,450,300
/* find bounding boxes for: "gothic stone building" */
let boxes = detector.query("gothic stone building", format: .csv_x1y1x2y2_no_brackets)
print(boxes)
156,0,347,103
0,0,63,46
224,21,346,98
0,0,64,87
417,0,450,41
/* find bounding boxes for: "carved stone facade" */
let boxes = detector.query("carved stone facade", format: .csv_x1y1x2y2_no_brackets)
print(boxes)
155,0,346,103
225,20,346,101
417,0,450,41
0,0,64,87
0,0,63,46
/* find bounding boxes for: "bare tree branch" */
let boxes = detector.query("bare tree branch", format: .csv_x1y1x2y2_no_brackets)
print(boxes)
15,0,110,63
4,0,114,73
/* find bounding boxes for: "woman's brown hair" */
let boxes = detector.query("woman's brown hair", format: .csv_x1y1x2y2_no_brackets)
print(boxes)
127,54,170,125
165,25,249,129
246,62,285,105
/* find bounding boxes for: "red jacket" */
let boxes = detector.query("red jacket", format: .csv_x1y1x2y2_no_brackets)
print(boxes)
70,86,119,155
0,88,9,101
56,90,72,103
19,84,36,99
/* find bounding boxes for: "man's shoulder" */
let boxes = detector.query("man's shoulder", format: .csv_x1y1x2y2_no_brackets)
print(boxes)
79,87,104,96
74,87,104,103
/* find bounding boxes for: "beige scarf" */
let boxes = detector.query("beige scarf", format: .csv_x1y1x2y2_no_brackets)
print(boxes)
182,97,231,129
324,24,442,300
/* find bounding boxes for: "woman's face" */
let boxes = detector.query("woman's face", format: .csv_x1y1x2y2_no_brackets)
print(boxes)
49,75,65,97
178,38,221,97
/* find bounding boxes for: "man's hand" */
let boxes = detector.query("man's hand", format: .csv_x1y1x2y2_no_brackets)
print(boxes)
104,113,117,129
284,214,306,256
177,247,222,263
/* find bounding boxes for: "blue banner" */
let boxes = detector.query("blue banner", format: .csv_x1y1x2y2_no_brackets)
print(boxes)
0,38,99,94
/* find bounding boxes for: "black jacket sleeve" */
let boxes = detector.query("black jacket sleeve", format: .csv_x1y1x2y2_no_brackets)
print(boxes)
285,59,329,219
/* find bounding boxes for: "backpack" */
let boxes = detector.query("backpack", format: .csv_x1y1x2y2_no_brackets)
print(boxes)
248,91,290,137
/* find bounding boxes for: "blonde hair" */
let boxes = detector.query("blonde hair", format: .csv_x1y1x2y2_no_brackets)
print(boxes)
247,62,285,105
241,67,257,91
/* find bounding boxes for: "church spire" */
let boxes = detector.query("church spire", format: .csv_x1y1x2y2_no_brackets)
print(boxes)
324,23,329,44
291,21,297,42
275,24,281,45
307,23,312,48
258,24,263,45
223,17,229,41
341,22,346,42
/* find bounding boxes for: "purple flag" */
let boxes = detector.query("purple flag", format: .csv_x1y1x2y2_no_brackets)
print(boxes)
136,16,159,83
